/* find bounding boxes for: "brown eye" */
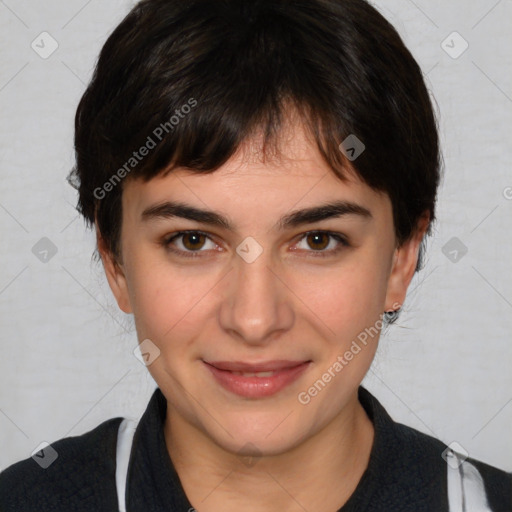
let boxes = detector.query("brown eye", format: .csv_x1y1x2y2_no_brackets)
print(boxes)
181,232,207,251
163,231,219,258
306,232,330,251
292,231,349,257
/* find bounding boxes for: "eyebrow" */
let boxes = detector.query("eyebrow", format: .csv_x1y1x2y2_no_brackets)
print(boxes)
140,200,372,230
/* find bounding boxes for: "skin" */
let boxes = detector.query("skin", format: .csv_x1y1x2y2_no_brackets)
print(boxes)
98,119,429,512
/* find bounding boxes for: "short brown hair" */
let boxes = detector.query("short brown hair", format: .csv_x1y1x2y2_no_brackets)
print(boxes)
69,0,441,267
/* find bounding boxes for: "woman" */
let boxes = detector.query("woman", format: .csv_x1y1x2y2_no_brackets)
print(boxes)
1,0,510,510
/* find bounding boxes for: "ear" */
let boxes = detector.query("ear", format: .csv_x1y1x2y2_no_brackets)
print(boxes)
384,212,430,311
96,226,133,314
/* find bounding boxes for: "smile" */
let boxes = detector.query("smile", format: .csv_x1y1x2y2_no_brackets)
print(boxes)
203,360,311,398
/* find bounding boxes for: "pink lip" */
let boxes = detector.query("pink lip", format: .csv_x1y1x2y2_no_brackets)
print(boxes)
203,360,311,398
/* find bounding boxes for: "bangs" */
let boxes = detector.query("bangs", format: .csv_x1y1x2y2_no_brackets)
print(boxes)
134,98,349,183
72,0,440,259
94,1,354,185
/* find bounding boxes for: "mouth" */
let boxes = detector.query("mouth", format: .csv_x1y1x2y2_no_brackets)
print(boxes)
203,360,312,398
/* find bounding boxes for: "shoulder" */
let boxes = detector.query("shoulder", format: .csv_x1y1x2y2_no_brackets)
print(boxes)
0,417,123,512
391,421,511,511
358,388,511,511
467,456,512,512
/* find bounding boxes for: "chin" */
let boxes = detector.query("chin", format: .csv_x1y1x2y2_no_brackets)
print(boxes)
208,412,310,457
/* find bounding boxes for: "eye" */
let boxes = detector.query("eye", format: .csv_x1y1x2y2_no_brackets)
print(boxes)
292,231,349,256
162,230,349,259
163,231,219,257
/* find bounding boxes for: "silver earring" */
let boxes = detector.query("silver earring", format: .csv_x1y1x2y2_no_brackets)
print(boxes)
384,309,400,322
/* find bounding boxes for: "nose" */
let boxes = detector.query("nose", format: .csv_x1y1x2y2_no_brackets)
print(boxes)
219,246,294,345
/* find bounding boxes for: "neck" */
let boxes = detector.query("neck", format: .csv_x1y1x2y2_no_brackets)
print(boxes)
164,392,374,512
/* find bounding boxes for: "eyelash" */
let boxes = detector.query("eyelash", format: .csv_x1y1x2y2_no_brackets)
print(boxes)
162,230,350,259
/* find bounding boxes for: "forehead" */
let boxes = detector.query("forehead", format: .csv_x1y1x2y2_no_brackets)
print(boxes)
121,119,392,227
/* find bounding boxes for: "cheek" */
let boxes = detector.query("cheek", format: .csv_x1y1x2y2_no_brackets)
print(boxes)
290,257,389,341
125,258,221,345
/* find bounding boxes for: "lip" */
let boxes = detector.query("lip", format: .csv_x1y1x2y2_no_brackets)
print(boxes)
203,360,311,398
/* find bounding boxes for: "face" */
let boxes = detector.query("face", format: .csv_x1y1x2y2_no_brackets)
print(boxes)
100,121,425,457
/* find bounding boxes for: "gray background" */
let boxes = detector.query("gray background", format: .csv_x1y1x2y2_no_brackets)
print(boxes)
1,0,511,471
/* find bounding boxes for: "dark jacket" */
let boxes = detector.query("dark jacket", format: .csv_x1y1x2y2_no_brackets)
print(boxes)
1,387,510,511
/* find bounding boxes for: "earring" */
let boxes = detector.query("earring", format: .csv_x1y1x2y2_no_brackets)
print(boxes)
384,308,400,322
